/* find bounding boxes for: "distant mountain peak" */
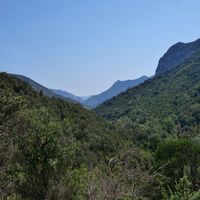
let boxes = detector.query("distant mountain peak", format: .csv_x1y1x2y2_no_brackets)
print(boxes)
83,76,149,108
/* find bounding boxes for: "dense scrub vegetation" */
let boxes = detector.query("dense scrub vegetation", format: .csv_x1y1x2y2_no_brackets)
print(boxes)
0,73,123,199
1,50,200,199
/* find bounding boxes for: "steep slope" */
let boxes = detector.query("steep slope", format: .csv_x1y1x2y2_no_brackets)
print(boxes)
156,38,200,75
51,89,84,103
84,76,149,108
95,51,200,148
10,74,76,103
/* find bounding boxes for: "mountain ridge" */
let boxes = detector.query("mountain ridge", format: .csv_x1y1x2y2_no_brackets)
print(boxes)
9,73,149,108
10,74,78,103
84,75,149,108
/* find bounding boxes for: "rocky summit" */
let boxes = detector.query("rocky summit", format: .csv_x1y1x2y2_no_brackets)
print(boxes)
155,38,200,75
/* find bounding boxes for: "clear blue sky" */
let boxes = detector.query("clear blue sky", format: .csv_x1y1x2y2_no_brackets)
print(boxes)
1,0,200,96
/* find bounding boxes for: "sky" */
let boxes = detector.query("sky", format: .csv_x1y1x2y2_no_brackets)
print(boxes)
1,0,200,96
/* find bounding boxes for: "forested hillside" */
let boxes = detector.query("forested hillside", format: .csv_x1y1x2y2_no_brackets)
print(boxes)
95,50,200,150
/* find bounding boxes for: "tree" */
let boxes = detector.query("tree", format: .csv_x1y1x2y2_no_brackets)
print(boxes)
12,107,76,200
87,148,160,200
0,92,23,199
163,176,200,200
155,138,200,191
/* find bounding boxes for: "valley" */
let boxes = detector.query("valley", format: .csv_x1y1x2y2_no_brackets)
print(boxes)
1,38,200,199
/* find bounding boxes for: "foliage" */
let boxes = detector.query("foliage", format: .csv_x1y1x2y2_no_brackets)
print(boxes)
163,176,200,200
0,92,23,198
87,148,161,200
12,107,76,199
155,138,200,191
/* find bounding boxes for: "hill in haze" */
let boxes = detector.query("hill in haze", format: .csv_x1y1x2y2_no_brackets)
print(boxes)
10,74,80,103
11,73,149,108
51,89,85,103
84,76,149,108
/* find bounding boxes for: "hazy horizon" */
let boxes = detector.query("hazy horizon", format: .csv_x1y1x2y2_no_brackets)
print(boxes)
1,0,200,96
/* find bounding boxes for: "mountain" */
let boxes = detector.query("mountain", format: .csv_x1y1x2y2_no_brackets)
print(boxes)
80,96,90,101
11,74,149,108
10,74,77,103
84,76,149,108
156,38,200,75
95,49,200,148
51,89,84,103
